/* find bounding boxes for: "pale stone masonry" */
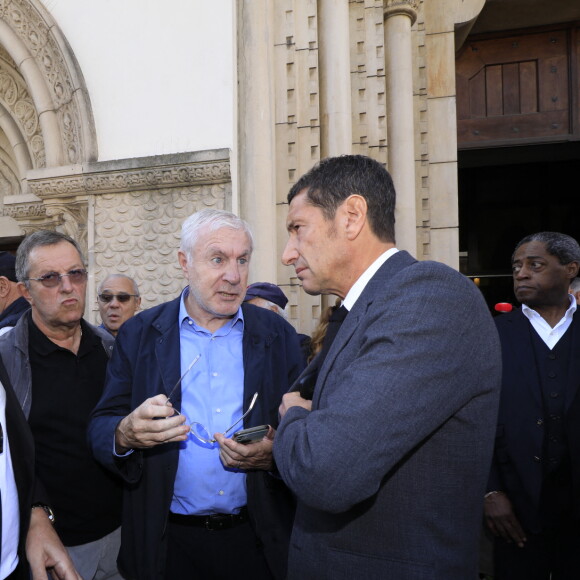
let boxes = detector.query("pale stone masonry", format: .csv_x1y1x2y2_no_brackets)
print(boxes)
0,0,490,332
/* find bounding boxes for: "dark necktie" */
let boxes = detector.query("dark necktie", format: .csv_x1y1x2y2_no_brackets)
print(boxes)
298,305,348,400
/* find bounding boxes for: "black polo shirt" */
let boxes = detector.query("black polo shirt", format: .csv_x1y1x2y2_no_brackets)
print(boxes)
28,315,122,546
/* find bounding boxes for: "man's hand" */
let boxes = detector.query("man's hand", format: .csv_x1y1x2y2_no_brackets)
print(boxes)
115,394,190,453
215,426,276,471
279,391,312,418
484,491,527,547
26,508,82,580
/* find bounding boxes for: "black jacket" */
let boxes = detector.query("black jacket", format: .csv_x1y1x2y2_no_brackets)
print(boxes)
89,298,305,579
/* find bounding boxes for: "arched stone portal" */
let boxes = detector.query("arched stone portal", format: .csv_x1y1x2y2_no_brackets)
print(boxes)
0,0,96,240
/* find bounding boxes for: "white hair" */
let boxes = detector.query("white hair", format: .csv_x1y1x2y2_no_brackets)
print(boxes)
180,209,254,260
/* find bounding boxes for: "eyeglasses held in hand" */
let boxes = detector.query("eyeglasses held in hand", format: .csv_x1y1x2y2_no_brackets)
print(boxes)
98,293,140,303
190,392,259,444
165,356,259,444
26,268,88,288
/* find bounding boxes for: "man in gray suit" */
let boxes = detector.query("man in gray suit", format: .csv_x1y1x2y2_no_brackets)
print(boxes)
273,155,502,579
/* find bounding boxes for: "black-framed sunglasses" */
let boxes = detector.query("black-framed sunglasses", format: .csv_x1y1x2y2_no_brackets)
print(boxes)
26,268,88,288
98,293,139,304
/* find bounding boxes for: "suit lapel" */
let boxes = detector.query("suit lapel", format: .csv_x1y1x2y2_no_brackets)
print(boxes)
152,299,182,400
566,311,580,411
313,250,416,407
241,304,268,419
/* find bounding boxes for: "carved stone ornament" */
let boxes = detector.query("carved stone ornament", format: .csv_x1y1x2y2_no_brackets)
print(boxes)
0,0,96,164
384,0,419,25
0,56,46,168
28,160,231,198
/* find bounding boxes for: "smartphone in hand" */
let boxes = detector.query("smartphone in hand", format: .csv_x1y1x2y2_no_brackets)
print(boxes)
233,424,270,444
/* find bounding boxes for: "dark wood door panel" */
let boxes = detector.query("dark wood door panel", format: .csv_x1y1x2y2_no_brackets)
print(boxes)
457,27,575,147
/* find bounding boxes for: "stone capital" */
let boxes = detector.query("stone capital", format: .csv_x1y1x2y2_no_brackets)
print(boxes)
383,0,419,25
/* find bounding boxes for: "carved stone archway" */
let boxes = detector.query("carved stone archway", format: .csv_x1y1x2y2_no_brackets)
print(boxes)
0,0,97,240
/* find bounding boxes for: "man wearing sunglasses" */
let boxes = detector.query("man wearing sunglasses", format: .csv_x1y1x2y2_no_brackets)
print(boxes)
97,274,141,337
0,230,123,580
89,209,305,580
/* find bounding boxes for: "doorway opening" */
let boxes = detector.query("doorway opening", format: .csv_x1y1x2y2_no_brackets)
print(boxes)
458,141,580,309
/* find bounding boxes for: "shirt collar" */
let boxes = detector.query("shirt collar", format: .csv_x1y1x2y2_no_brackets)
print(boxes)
28,315,96,356
178,286,244,333
521,294,577,325
342,248,399,311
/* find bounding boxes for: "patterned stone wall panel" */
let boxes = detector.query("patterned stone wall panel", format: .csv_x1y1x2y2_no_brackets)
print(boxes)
93,184,228,311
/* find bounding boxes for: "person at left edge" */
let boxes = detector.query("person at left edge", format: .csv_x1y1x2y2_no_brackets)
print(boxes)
89,209,305,580
0,351,81,580
0,251,29,336
0,230,123,580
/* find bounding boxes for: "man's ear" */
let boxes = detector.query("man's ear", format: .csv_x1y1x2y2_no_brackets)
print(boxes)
343,195,368,241
566,261,579,280
18,281,32,305
0,277,9,298
177,250,189,275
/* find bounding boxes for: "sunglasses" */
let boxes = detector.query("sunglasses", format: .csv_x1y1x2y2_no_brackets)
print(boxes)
26,268,88,288
98,293,139,304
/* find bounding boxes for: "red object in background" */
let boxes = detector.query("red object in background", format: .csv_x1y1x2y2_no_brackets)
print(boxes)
495,302,513,313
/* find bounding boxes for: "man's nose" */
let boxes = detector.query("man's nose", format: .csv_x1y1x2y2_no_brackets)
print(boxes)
60,275,74,292
514,266,529,279
223,262,242,284
281,239,297,266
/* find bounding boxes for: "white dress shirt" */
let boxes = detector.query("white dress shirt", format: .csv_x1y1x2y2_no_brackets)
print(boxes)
521,294,577,350
343,248,399,311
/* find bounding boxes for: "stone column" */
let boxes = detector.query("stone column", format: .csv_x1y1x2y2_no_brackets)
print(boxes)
383,0,419,255
423,0,485,269
237,0,277,282
317,0,353,158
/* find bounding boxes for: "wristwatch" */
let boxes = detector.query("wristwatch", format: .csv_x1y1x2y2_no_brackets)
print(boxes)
31,503,56,524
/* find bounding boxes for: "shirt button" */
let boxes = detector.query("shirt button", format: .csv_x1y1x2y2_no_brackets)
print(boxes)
218,490,225,496
216,408,221,413
550,392,559,398
548,372,556,378
188,319,193,325
212,372,218,377
536,418,544,426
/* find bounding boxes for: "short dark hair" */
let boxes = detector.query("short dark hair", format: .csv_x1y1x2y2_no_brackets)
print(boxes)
288,155,396,243
16,230,85,286
512,232,580,265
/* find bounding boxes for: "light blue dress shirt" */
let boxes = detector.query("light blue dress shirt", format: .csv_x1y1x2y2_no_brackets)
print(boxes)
171,288,247,515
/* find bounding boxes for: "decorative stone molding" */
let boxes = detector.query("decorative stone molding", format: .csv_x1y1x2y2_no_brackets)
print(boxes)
2,193,60,233
28,159,231,198
0,0,97,165
44,198,88,251
0,58,45,167
384,0,419,25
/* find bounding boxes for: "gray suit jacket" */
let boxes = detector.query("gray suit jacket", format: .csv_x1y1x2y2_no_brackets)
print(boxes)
274,251,502,579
